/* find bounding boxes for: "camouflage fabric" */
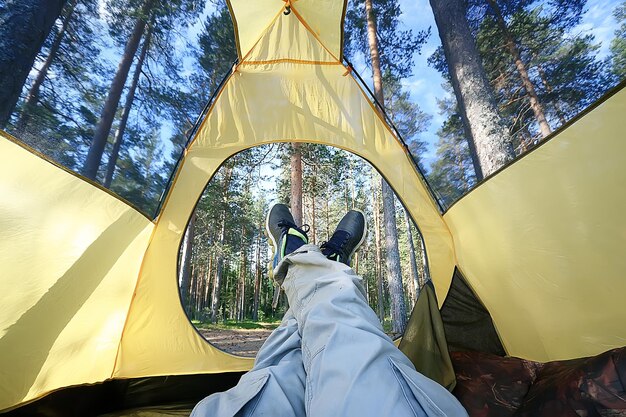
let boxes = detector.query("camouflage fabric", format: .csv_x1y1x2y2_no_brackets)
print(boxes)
450,347,626,417
515,348,626,417
450,351,541,417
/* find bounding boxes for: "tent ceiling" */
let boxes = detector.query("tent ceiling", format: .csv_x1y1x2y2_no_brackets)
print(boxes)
227,0,346,60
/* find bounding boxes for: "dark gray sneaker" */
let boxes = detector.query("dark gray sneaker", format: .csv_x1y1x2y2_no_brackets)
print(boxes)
266,203,309,274
321,209,367,266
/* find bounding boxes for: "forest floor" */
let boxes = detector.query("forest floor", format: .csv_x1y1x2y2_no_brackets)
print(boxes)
195,320,401,357
199,327,274,357
196,320,279,357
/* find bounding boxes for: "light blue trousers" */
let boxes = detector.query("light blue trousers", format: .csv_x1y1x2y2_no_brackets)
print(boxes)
191,245,468,417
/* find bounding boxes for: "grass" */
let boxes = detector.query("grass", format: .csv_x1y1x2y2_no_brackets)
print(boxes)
192,319,280,331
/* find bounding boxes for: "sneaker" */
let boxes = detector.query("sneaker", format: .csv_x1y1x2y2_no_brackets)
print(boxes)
321,209,367,266
265,203,309,273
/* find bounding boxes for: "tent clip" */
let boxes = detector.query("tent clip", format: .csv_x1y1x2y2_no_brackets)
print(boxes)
284,5,291,15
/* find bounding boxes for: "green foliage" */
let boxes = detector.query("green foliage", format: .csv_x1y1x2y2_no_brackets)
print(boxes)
608,2,626,79
344,0,429,78
382,73,431,165
8,0,105,169
428,0,612,206
197,5,237,92
428,97,477,207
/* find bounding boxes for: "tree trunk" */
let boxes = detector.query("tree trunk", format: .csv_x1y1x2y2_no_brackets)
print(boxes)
189,265,198,319
290,143,303,225
14,0,77,133
404,207,421,307
237,224,246,321
252,223,262,321
211,244,225,323
210,167,233,323
325,198,330,241
103,22,153,188
380,181,407,333
194,266,203,315
82,0,154,180
537,64,567,125
429,0,515,177
203,254,213,311
365,0,407,334
486,0,552,138
0,0,67,127
179,213,195,315
311,165,317,243
372,173,385,324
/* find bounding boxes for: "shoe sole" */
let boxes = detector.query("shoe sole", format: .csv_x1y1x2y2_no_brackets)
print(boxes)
265,202,287,280
347,208,368,263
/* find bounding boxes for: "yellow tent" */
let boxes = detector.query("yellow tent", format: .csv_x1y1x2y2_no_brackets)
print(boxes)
1,0,625,414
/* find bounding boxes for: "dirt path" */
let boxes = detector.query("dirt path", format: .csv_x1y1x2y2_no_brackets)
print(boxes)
199,328,274,357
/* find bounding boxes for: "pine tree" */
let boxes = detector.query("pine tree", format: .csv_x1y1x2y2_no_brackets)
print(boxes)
5,0,104,169
608,2,626,80
428,97,477,207
82,0,203,181
430,0,515,179
0,0,67,127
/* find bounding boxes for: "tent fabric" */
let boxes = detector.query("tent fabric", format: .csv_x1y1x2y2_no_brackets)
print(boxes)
443,86,626,362
440,269,506,356
399,282,457,390
1,0,625,413
0,134,154,411
112,0,455,380
228,0,346,61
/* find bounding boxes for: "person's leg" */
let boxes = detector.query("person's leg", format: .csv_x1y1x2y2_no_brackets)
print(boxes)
190,309,306,417
273,212,467,417
192,203,311,417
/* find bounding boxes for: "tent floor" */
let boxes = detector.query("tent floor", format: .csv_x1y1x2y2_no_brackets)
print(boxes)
98,403,194,416
2,373,244,417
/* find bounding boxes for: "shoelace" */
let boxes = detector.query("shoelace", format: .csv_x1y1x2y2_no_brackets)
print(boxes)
277,220,310,235
321,231,352,261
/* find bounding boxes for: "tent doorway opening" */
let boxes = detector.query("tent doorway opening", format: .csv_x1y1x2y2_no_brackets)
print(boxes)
177,143,432,357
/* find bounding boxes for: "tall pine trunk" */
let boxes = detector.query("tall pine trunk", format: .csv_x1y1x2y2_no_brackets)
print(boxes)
372,173,385,324
104,22,153,188
237,225,246,322
211,219,226,323
486,0,552,138
179,213,196,314
82,0,154,180
210,167,232,323
0,0,67,127
311,165,317,243
272,143,304,310
0,0,66,129
290,143,303,225
365,0,407,334
404,208,421,307
252,223,262,321
203,254,213,312
430,0,515,177
15,0,77,133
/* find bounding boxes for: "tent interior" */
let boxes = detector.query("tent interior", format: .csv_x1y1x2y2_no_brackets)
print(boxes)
1,0,625,415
